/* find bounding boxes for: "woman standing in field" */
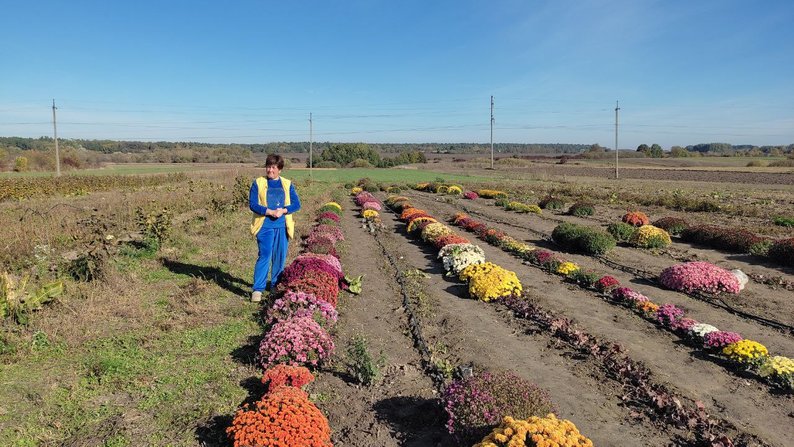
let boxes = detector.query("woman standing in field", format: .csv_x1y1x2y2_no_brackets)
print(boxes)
249,154,301,302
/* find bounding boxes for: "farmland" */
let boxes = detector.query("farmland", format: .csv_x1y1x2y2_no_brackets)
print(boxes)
1,159,792,446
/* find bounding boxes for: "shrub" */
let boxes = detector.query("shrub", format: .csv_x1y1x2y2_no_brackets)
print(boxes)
258,316,335,369
277,270,340,307
314,160,340,168
266,290,338,328
538,195,564,210
261,365,315,391
443,370,555,443
507,201,542,214
579,231,617,255
652,216,689,235
227,386,332,447
464,191,479,200
629,225,672,249
659,262,740,295
568,269,600,287
552,223,615,255
494,197,510,207
474,414,593,447
607,222,637,242
568,201,595,217
773,216,794,228
759,356,794,390
722,340,768,366
768,238,794,267
594,276,620,292
478,189,508,199
622,211,649,227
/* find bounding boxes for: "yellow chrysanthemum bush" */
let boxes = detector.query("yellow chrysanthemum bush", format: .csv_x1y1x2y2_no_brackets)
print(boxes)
722,339,768,367
421,222,454,243
460,262,522,302
474,414,594,447
629,225,672,249
478,189,509,199
350,186,363,195
324,201,342,212
555,262,579,276
362,209,379,221
501,237,535,257
447,185,463,195
759,356,794,390
407,216,437,234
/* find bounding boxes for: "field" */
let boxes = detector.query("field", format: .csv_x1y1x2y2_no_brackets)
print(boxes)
1,159,792,446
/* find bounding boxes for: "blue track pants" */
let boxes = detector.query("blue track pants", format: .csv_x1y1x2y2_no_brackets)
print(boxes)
253,226,288,292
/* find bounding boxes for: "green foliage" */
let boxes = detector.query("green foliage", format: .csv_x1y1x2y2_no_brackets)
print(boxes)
749,240,773,256
1,272,63,324
348,158,374,168
552,222,615,255
538,195,564,210
773,216,794,227
494,197,510,207
568,201,595,217
314,160,341,168
506,201,542,214
607,222,637,242
346,334,385,386
135,207,172,244
568,269,600,287
670,146,689,157
320,143,380,167
233,175,250,208
767,238,794,267
652,217,689,236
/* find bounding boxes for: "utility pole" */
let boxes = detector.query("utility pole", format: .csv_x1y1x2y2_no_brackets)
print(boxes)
309,112,313,177
52,99,61,177
614,100,620,179
490,95,494,170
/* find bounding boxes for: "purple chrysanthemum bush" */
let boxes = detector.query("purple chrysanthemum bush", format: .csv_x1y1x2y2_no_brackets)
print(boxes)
442,370,555,444
659,261,740,295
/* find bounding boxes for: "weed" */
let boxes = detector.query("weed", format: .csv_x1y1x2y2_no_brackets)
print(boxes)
433,357,455,380
346,334,385,386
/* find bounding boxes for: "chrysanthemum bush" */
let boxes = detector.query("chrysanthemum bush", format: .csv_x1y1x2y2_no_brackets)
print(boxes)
629,225,672,249
551,222,615,256
362,209,379,221
567,201,595,217
690,323,719,339
506,201,542,214
448,185,463,195
659,261,740,295
538,195,564,210
361,201,382,212
266,290,338,328
442,370,555,443
759,356,794,390
703,331,743,349
606,222,637,242
474,414,594,447
421,222,453,243
353,191,376,206
459,262,523,302
653,216,689,235
464,191,479,200
307,224,345,244
438,243,486,276
258,316,335,369
556,261,579,276
622,211,650,227
261,364,315,390
277,270,340,307
478,189,509,199
768,237,794,267
433,234,471,249
722,339,768,367
227,386,332,447
594,275,620,292
400,207,427,221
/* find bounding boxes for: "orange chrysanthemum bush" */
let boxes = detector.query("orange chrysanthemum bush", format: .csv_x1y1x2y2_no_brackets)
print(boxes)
622,211,650,227
474,414,593,447
400,208,428,221
262,364,315,390
227,386,332,447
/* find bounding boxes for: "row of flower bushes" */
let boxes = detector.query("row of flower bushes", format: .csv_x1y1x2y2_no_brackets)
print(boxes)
413,181,463,195
387,193,743,445
450,213,793,392
618,210,794,267
383,194,594,446
227,200,353,446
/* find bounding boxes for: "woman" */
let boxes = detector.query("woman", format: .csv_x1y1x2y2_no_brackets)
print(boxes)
249,154,301,302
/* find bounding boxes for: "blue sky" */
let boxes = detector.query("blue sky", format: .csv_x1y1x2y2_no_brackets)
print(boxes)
1,0,793,148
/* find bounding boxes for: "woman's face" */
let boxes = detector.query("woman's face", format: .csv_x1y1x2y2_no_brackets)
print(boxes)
265,164,281,180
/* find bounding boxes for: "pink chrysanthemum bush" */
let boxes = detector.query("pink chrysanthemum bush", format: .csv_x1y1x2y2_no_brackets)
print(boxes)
443,370,555,444
258,316,335,370
266,290,338,328
659,262,740,295
295,253,343,278
353,191,377,206
464,191,479,200
362,201,382,212
703,331,743,349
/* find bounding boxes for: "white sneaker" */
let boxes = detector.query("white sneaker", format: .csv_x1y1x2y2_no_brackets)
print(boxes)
251,291,262,302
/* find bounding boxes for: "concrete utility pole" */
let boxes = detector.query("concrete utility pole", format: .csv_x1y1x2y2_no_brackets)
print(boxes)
490,95,494,170
52,99,61,177
614,100,620,179
309,112,313,177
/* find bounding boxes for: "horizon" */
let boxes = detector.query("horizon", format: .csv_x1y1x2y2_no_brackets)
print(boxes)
2,1,793,148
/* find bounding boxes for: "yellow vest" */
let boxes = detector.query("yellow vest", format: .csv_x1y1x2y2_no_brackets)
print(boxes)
250,176,295,239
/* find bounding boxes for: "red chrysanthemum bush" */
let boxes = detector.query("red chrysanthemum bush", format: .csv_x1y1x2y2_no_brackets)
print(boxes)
304,238,339,258
433,234,471,249
277,270,340,307
768,238,794,267
262,364,315,390
280,257,344,286
227,386,332,447
658,261,740,295
622,211,650,227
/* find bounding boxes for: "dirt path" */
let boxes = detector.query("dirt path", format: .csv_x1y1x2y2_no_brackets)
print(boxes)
402,191,793,447
312,201,444,446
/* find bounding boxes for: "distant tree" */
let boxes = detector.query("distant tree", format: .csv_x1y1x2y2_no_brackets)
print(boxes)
14,156,28,172
649,144,664,158
670,146,689,158
320,143,380,166
636,144,649,154
589,144,606,153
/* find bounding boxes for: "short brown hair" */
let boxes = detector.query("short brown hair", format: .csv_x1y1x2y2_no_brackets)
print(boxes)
265,154,285,170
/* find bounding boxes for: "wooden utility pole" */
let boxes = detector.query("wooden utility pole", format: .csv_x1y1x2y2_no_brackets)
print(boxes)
490,96,494,170
52,99,60,176
614,100,620,179
309,112,313,177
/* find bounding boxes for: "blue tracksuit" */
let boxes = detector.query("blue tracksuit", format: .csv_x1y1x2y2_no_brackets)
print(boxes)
249,178,301,291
